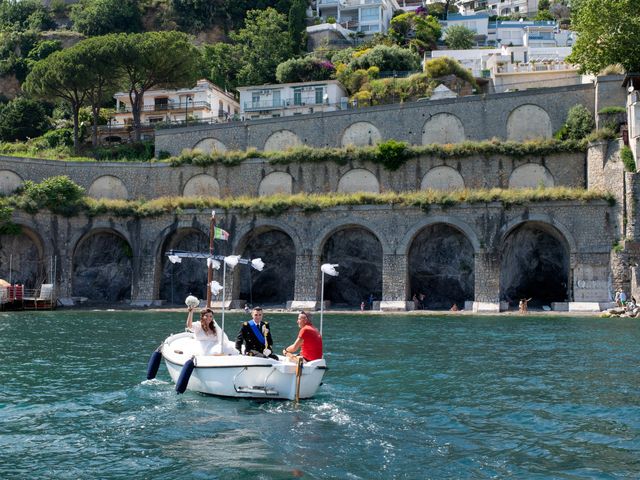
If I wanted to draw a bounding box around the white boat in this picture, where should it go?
[146,210,329,400]
[160,331,327,400]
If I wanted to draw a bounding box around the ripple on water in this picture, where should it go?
[1,312,640,479]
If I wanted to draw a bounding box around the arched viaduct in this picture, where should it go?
[1,201,616,311]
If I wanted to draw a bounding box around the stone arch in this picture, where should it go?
[408,223,475,309]
[87,175,129,200]
[158,227,230,305]
[507,104,552,141]
[508,163,555,189]
[320,226,383,307]
[263,130,301,152]
[499,221,571,307]
[422,113,465,145]
[0,170,22,195]
[72,229,133,302]
[235,227,296,306]
[193,137,227,153]
[421,166,465,191]
[337,169,380,193]
[259,172,293,196]
[183,174,220,197]
[399,217,481,256]
[0,226,46,288]
[341,121,381,147]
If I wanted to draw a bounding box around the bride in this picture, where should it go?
[186,306,238,355]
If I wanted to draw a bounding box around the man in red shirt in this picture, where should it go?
[282,311,323,361]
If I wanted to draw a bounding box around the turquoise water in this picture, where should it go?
[1,311,639,479]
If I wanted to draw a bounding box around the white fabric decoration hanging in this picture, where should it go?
[251,258,265,271]
[321,263,339,276]
[168,255,182,264]
[224,255,240,268]
[207,258,221,270]
[210,281,223,295]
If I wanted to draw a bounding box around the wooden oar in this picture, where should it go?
[294,356,303,403]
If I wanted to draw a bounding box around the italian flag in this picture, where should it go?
[214,227,229,241]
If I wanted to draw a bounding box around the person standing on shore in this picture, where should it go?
[283,311,323,362]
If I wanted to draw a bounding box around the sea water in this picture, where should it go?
[1,311,639,479]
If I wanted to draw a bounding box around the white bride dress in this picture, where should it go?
[192,320,239,355]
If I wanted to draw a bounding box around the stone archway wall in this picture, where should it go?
[193,137,227,153]
[259,172,293,196]
[88,175,129,200]
[508,164,555,189]
[507,104,552,141]
[499,222,570,306]
[237,229,295,306]
[72,231,132,302]
[0,228,44,288]
[341,122,381,147]
[183,174,221,197]
[0,170,22,195]
[159,229,218,305]
[422,113,465,145]
[321,227,382,307]
[263,130,301,152]
[337,169,379,193]
[408,224,474,309]
[421,166,465,191]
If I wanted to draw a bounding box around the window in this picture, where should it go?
[315,87,324,104]
[360,7,379,21]
[252,92,260,107]
[149,117,163,124]
[294,89,302,106]
[154,97,168,110]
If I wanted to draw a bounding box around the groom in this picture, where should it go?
[235,306,277,359]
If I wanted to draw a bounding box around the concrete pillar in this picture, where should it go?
[288,254,320,310]
[380,253,409,311]
[470,249,502,312]
[626,172,640,241]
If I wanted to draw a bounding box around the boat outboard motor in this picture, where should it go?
[146,345,163,380]
[176,358,195,394]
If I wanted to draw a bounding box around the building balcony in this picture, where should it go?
[495,61,576,74]
[115,101,212,114]
[243,98,329,112]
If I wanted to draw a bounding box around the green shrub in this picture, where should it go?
[276,57,335,83]
[92,141,155,161]
[621,146,636,172]
[18,176,85,216]
[562,104,595,140]
[598,106,626,115]
[424,56,475,85]
[350,45,420,72]
[42,128,73,148]
[377,139,410,170]
[0,96,50,142]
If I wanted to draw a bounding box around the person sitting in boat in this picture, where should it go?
[187,307,238,355]
[235,306,277,359]
[282,311,323,362]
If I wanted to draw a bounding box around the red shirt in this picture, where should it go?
[299,324,323,361]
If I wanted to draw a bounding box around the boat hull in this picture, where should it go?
[162,332,326,400]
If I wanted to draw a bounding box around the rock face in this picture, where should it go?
[408,224,475,309]
[0,233,43,287]
[500,223,569,306]
[322,228,382,307]
[160,230,216,305]
[72,233,132,302]
[237,230,295,306]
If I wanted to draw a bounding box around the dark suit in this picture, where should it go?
[235,320,274,357]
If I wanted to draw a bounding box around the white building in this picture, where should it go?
[431,45,582,93]
[237,80,348,120]
[441,12,490,39]
[456,0,539,17]
[112,79,239,128]
[314,0,400,35]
